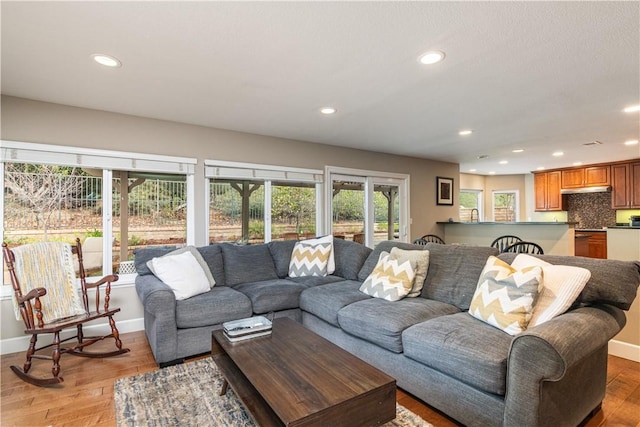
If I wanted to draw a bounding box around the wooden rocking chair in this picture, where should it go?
[2,238,130,386]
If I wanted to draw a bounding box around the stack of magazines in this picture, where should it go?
[223,316,273,342]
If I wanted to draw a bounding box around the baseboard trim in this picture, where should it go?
[0,318,145,356]
[608,339,640,363]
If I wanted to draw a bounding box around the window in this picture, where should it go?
[459,190,483,222]
[205,161,322,243]
[492,190,519,222]
[326,166,409,247]
[1,140,196,290]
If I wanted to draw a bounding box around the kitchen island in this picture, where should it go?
[605,226,640,361]
[436,221,576,255]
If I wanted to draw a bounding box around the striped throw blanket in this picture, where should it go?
[11,242,86,323]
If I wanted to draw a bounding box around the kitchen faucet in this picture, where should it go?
[470,208,479,222]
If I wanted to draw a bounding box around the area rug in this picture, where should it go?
[114,358,433,427]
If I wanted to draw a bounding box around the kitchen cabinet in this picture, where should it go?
[534,171,564,211]
[561,165,610,188]
[588,231,607,259]
[575,231,607,259]
[611,161,640,208]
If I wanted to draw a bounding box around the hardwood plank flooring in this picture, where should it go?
[1,330,639,426]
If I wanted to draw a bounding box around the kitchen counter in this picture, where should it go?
[436,221,577,226]
[437,222,575,255]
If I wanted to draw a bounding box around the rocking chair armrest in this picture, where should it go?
[85,274,119,292]
[18,287,47,304]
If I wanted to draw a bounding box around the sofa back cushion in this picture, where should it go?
[422,243,499,310]
[357,241,424,281]
[134,246,177,276]
[220,243,279,286]
[498,253,640,310]
[196,244,226,287]
[333,238,372,280]
[268,240,297,278]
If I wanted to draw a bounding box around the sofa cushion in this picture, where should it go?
[422,243,499,310]
[338,297,460,353]
[299,280,370,326]
[403,312,513,395]
[498,253,640,311]
[390,247,430,297]
[357,241,425,281]
[510,254,591,326]
[233,279,307,314]
[333,238,372,280]
[221,243,279,286]
[286,275,345,287]
[359,251,416,301]
[469,256,543,335]
[267,240,297,278]
[197,244,226,286]
[175,286,252,328]
[289,241,332,277]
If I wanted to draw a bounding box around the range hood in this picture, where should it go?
[560,186,611,194]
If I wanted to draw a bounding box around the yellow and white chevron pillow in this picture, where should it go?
[359,251,417,301]
[288,242,332,277]
[469,256,543,335]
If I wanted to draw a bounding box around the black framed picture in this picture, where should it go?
[436,176,454,205]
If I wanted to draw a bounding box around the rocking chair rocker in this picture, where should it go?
[2,238,130,386]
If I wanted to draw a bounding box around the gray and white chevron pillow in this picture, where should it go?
[359,251,417,301]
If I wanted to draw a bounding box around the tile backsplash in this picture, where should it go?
[566,192,616,229]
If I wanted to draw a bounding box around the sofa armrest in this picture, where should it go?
[135,274,176,313]
[504,305,626,426]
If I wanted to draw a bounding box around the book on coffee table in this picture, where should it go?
[222,316,272,342]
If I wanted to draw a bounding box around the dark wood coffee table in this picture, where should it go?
[211,317,396,427]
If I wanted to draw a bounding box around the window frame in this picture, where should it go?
[1,140,197,296]
[491,189,520,222]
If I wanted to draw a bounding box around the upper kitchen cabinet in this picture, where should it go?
[611,161,640,209]
[561,165,610,189]
[534,170,565,211]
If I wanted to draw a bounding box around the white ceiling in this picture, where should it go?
[2,1,639,175]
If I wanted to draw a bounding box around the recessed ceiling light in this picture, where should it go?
[418,50,446,65]
[91,53,121,68]
[573,162,583,166]
[512,149,524,153]
[458,130,473,136]
[319,107,337,115]
[536,166,546,170]
[469,169,477,172]
[488,171,496,175]
[623,104,640,113]
[624,139,639,145]
[552,151,564,157]
[499,160,508,165]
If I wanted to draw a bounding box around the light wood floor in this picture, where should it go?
[1,330,639,426]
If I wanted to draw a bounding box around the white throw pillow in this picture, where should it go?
[511,254,591,326]
[149,251,211,300]
[299,235,335,274]
[147,246,216,288]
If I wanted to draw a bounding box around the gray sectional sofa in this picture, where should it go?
[134,238,640,427]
